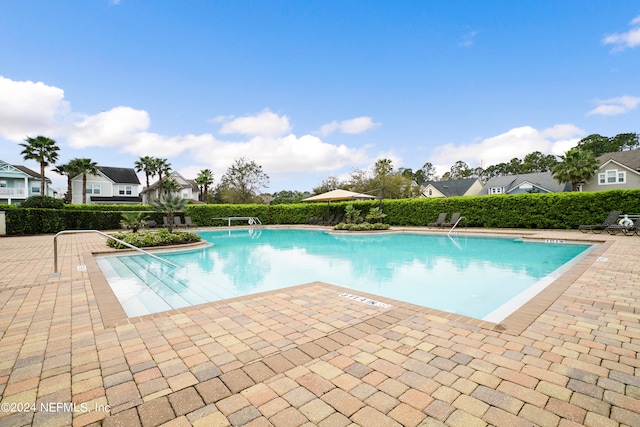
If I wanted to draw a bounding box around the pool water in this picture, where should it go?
[96,229,592,320]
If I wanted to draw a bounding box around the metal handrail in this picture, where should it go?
[447,216,465,236]
[52,229,179,274]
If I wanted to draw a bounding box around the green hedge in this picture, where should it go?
[3,189,640,235]
[5,209,123,234]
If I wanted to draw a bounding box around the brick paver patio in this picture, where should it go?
[0,227,638,426]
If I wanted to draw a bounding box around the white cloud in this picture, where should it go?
[0,76,69,140]
[602,15,640,51]
[458,30,478,47]
[430,124,584,174]
[67,107,150,148]
[217,109,291,136]
[587,95,640,116]
[318,116,379,136]
[0,76,373,185]
[191,133,371,175]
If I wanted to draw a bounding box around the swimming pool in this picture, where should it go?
[96,228,592,321]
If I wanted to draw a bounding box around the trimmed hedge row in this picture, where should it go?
[5,209,124,234]
[186,189,640,229]
[3,189,640,234]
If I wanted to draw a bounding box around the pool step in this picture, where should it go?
[119,255,208,308]
[103,254,236,316]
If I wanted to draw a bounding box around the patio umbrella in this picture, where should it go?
[302,189,377,220]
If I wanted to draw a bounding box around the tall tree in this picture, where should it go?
[576,133,639,157]
[610,132,639,152]
[414,162,438,185]
[446,161,473,180]
[195,169,214,202]
[217,158,269,204]
[312,176,345,195]
[162,178,182,195]
[521,151,558,173]
[53,160,82,203]
[154,158,172,191]
[134,156,158,188]
[19,135,60,196]
[74,158,100,204]
[373,159,394,197]
[551,148,599,191]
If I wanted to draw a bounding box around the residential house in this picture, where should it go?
[421,178,483,198]
[580,149,640,192]
[0,159,55,204]
[71,166,142,204]
[480,172,570,195]
[140,171,200,205]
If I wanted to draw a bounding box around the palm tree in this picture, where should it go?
[195,169,214,202]
[19,135,60,196]
[134,156,158,188]
[551,148,599,191]
[162,177,182,195]
[74,158,100,204]
[154,158,172,192]
[52,160,81,203]
[151,193,187,233]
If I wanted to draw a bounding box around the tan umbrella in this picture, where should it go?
[303,189,377,220]
[302,189,377,202]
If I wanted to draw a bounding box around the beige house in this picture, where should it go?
[580,150,640,192]
[141,171,200,205]
[421,178,483,198]
[71,167,142,204]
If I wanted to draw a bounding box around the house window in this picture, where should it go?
[598,169,626,185]
[0,180,6,188]
[490,187,503,194]
[86,184,101,194]
[182,191,189,199]
[119,185,132,195]
[32,186,40,193]
[428,189,433,196]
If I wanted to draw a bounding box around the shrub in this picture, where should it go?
[21,196,64,209]
[107,229,201,249]
[334,222,390,231]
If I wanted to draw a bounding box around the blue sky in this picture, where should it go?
[1,1,639,193]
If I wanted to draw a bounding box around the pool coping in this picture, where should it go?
[85,226,609,335]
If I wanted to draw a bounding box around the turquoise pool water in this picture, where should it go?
[96,229,592,320]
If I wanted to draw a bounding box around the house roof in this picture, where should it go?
[423,178,479,197]
[481,172,570,194]
[9,164,52,183]
[99,167,141,184]
[597,150,640,171]
[141,172,197,193]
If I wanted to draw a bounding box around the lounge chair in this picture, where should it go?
[578,211,621,233]
[428,213,447,227]
[163,217,170,228]
[605,216,640,236]
[331,214,345,226]
[323,214,337,226]
[146,220,157,228]
[308,217,322,225]
[442,212,462,227]
[184,216,197,227]
[174,216,184,228]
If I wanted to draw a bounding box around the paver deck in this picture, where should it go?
[0,227,638,426]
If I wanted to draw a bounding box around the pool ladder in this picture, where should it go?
[447,216,465,237]
[51,229,179,275]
